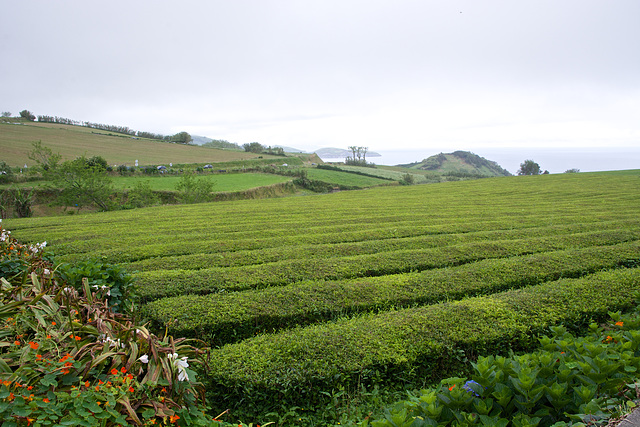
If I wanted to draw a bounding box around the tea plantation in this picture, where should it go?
[4,169,640,425]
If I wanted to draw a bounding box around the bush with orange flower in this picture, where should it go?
[0,221,252,426]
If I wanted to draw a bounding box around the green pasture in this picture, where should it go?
[304,167,392,186]
[4,169,640,423]
[337,164,435,182]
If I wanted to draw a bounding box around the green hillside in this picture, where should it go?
[400,150,512,176]
[0,120,303,167]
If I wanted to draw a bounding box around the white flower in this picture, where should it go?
[99,335,124,348]
[139,354,149,364]
[168,353,190,381]
[43,268,50,276]
[91,285,111,296]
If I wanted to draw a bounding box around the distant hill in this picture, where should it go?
[399,151,512,177]
[315,147,381,158]
[190,135,213,145]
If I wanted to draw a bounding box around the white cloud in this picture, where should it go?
[1,0,639,171]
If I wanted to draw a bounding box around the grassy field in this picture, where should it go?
[305,167,394,186]
[0,121,288,166]
[4,169,640,424]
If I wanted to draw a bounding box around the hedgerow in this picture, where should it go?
[125,220,640,272]
[49,215,636,265]
[134,230,639,301]
[142,241,640,345]
[203,268,640,421]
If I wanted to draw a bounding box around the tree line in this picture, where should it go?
[6,110,191,144]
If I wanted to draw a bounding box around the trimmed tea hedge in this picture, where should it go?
[204,267,640,418]
[126,219,640,272]
[134,229,639,301]
[142,241,640,345]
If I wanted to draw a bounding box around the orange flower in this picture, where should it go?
[14,341,20,346]
[126,374,133,380]
[27,386,33,390]
[85,381,90,388]
[111,368,118,375]
[43,398,50,403]
[128,387,134,393]
[29,341,39,350]
[169,415,180,423]
[449,384,456,391]
[36,354,43,361]
[46,334,52,339]
[8,393,14,401]
[95,386,100,391]
[615,321,624,327]
[74,335,81,341]
[120,367,127,373]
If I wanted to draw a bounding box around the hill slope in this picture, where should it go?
[0,121,281,167]
[400,150,512,176]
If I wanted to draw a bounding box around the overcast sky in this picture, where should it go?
[2,1,639,172]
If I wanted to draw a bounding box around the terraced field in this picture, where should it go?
[5,169,640,420]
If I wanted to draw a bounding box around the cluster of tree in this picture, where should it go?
[168,131,192,144]
[16,109,193,144]
[136,131,168,140]
[82,121,139,136]
[19,110,36,121]
[242,142,285,156]
[419,153,447,171]
[345,146,369,166]
[518,160,549,176]
[451,151,512,176]
[1,111,11,117]
[37,115,81,125]
[203,139,242,150]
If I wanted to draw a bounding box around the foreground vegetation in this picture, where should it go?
[4,170,640,425]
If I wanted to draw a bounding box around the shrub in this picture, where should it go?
[176,173,214,204]
[366,306,640,426]
[125,180,160,209]
[0,223,224,426]
[399,173,415,185]
[57,259,137,315]
[0,161,13,184]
